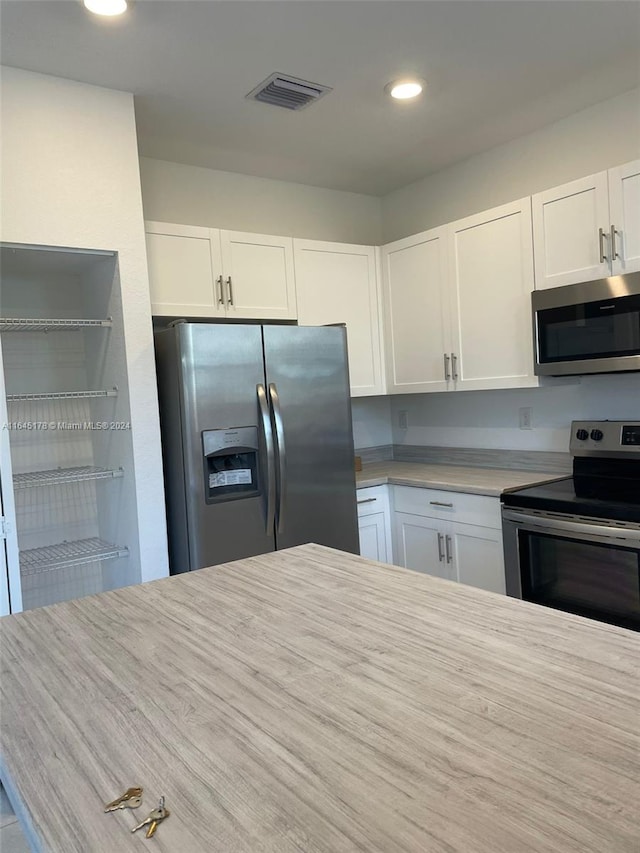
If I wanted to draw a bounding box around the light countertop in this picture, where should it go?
[357,460,564,496]
[1,543,637,852]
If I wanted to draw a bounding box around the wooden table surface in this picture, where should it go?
[1,544,638,852]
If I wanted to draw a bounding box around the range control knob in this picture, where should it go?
[590,429,604,442]
[575,429,589,441]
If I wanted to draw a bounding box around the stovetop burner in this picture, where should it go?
[502,420,640,523]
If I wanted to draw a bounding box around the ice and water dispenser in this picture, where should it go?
[202,426,261,504]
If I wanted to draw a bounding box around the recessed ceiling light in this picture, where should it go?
[83,0,128,16]
[385,79,425,100]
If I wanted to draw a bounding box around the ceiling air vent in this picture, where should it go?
[246,73,332,111]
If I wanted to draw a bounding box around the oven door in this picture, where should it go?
[502,509,640,631]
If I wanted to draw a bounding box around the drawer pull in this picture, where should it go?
[357,498,377,505]
[429,501,453,508]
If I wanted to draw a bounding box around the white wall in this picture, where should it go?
[359,87,640,456]
[0,66,168,583]
[390,375,640,453]
[382,88,640,242]
[140,157,382,245]
[351,397,393,450]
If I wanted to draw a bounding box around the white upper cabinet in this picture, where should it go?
[608,159,640,275]
[448,198,538,391]
[146,222,296,320]
[146,222,224,318]
[532,161,640,289]
[294,240,384,396]
[220,231,297,320]
[532,173,610,290]
[381,228,450,394]
[382,203,536,395]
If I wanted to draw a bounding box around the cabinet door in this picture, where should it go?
[145,222,224,317]
[394,512,453,581]
[381,228,450,394]
[0,345,21,614]
[448,521,505,594]
[609,160,640,275]
[294,241,384,397]
[532,173,610,289]
[219,231,297,320]
[358,513,389,562]
[448,198,538,392]
[357,486,392,563]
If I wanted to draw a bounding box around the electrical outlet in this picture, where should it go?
[519,407,533,430]
[398,410,408,430]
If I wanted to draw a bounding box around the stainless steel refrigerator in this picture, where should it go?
[154,322,359,572]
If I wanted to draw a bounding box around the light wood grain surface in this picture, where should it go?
[1,543,638,853]
[356,460,563,495]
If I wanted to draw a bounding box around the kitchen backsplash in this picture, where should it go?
[354,373,640,459]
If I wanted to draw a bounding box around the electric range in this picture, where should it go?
[501,420,640,631]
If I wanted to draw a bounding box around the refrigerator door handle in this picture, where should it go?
[257,384,276,534]
[268,382,287,534]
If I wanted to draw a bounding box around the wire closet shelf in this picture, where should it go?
[0,317,112,332]
[20,538,129,576]
[13,466,124,489]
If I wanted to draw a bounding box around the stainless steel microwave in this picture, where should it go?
[532,272,640,376]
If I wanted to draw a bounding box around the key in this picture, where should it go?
[131,797,169,837]
[104,787,143,813]
[104,795,142,812]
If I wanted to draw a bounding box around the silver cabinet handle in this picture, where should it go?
[430,501,453,507]
[451,353,458,381]
[610,225,619,261]
[598,227,608,263]
[216,275,224,305]
[437,532,445,562]
[357,498,377,505]
[268,383,286,534]
[443,353,450,381]
[445,534,453,563]
[257,384,276,534]
[225,275,234,306]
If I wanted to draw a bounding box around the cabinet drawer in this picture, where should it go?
[357,485,389,517]
[393,485,501,529]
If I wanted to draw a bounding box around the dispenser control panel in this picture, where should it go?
[202,426,260,504]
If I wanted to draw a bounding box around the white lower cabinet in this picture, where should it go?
[392,486,506,594]
[394,512,453,581]
[447,522,505,594]
[357,486,392,563]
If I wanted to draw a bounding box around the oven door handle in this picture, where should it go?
[502,509,640,544]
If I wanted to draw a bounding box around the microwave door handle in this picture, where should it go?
[268,383,287,535]
[502,509,640,544]
[257,384,276,533]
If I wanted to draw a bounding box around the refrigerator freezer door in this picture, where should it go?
[263,325,359,554]
[169,323,276,570]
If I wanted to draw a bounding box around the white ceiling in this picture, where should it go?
[1,0,639,195]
